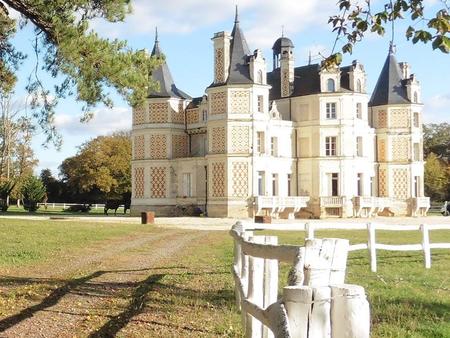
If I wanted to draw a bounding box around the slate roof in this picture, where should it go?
[369,50,410,106]
[148,29,191,99]
[267,63,353,100]
[226,8,253,85]
[272,37,294,54]
[186,97,204,109]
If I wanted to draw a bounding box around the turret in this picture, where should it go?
[272,35,294,97]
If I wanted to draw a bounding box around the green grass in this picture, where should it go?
[2,205,128,217]
[0,219,151,266]
[260,229,450,338]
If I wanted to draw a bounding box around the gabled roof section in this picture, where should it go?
[226,7,253,85]
[369,47,410,106]
[149,28,191,100]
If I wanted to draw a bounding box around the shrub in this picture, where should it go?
[21,176,47,212]
[0,179,15,212]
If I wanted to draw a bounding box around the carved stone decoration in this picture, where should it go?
[134,135,145,160]
[393,168,409,199]
[134,167,145,198]
[210,92,227,115]
[172,134,188,158]
[149,102,169,123]
[149,135,167,159]
[211,127,226,153]
[150,167,167,198]
[187,109,200,124]
[133,105,146,125]
[230,126,249,153]
[378,168,387,197]
[171,103,185,124]
[212,162,225,197]
[281,70,290,97]
[391,137,409,162]
[390,108,410,128]
[377,139,386,162]
[232,162,248,197]
[230,91,250,114]
[377,110,387,128]
[215,47,224,83]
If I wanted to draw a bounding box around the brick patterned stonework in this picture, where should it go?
[211,162,225,197]
[171,103,185,124]
[186,109,199,124]
[378,139,386,162]
[133,105,146,125]
[134,135,145,160]
[211,127,226,153]
[390,108,410,128]
[149,102,168,123]
[393,168,409,199]
[149,135,167,159]
[232,162,248,197]
[282,70,289,97]
[215,48,224,83]
[378,168,387,197]
[377,110,387,128]
[230,91,250,114]
[210,92,227,115]
[391,137,409,161]
[172,134,188,158]
[150,167,167,198]
[134,167,145,198]
[230,126,249,153]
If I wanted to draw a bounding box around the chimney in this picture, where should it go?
[398,62,410,80]
[212,31,231,84]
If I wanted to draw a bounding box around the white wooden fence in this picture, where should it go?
[230,221,370,338]
[244,221,450,272]
[37,203,105,210]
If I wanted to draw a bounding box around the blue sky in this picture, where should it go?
[7,0,450,176]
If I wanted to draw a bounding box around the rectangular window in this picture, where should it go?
[413,112,419,128]
[331,173,339,196]
[182,173,192,197]
[257,131,265,154]
[202,110,208,122]
[326,102,337,119]
[414,142,420,161]
[257,95,264,113]
[271,137,278,156]
[272,174,278,196]
[325,136,337,156]
[414,176,420,197]
[356,136,363,157]
[357,173,363,196]
[257,171,265,196]
[356,103,362,119]
[287,174,292,196]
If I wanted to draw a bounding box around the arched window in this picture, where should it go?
[357,79,362,92]
[327,78,335,92]
[413,92,418,103]
[257,70,263,84]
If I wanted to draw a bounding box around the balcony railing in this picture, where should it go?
[411,197,430,216]
[320,196,345,207]
[254,196,310,216]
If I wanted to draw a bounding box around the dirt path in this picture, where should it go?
[0,229,210,337]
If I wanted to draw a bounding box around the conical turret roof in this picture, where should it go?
[369,45,409,106]
[149,28,190,99]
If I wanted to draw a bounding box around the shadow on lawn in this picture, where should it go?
[0,266,233,336]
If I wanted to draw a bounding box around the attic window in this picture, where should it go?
[413,92,418,103]
[357,79,362,92]
[327,79,335,92]
[258,70,263,84]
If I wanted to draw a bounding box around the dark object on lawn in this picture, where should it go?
[141,211,155,224]
[104,192,131,216]
[255,215,272,224]
[441,201,450,216]
[65,204,91,212]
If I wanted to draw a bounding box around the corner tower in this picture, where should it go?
[130,29,191,216]
[369,45,427,216]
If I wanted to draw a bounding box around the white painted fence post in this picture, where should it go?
[367,223,377,272]
[233,223,244,309]
[283,286,312,338]
[241,230,253,332]
[420,224,431,269]
[247,236,265,338]
[331,284,370,338]
[305,222,315,239]
[263,236,278,338]
[309,286,331,338]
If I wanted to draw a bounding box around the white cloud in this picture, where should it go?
[423,93,450,123]
[92,0,337,48]
[54,106,131,136]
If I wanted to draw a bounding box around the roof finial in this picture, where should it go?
[308,50,312,65]
[389,41,396,54]
[155,27,159,43]
[234,5,239,23]
[281,25,285,37]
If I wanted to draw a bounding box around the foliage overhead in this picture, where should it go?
[0,0,159,146]
[325,0,449,68]
[59,131,131,197]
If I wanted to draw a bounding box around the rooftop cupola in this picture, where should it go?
[149,28,190,99]
[272,30,295,97]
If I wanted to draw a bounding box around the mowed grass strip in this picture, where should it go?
[261,229,450,338]
[0,219,152,266]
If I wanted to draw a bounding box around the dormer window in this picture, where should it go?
[257,70,263,84]
[413,92,418,103]
[327,79,335,92]
[357,79,362,92]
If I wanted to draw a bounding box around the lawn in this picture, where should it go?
[0,219,448,337]
[3,205,128,217]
